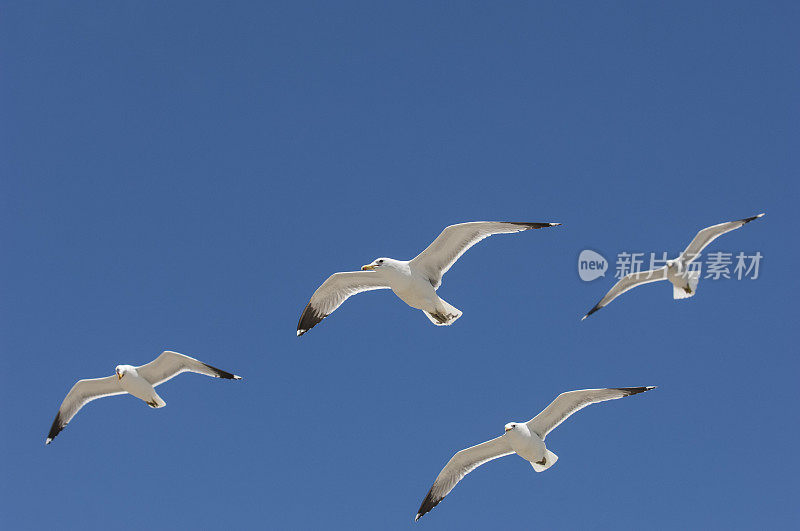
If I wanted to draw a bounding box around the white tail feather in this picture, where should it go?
[147,395,166,408]
[423,299,463,326]
[673,271,700,300]
[531,449,559,472]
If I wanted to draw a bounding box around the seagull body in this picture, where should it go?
[115,364,167,408]
[297,221,561,336]
[414,386,655,521]
[46,351,242,444]
[582,213,764,320]
[504,421,551,469]
[361,258,457,322]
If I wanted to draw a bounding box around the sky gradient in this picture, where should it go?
[1,1,798,529]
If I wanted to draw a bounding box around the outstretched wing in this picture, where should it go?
[679,213,764,263]
[582,267,667,320]
[296,271,391,336]
[136,351,242,387]
[410,221,561,289]
[46,375,125,444]
[526,387,655,440]
[415,435,513,521]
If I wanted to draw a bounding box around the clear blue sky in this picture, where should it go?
[1,1,798,529]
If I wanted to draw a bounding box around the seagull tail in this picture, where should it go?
[146,394,167,408]
[531,449,559,472]
[672,270,700,300]
[423,300,462,326]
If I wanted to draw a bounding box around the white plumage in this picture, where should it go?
[297,221,560,336]
[415,386,655,521]
[582,213,764,319]
[46,351,242,444]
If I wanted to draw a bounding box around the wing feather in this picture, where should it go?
[46,376,124,444]
[527,387,655,440]
[136,351,241,387]
[582,267,667,320]
[679,213,764,262]
[296,271,391,336]
[410,221,560,288]
[415,436,512,521]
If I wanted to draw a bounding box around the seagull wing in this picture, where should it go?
[296,271,391,336]
[526,387,655,440]
[410,221,560,288]
[415,435,513,521]
[136,351,242,387]
[46,375,125,444]
[582,267,668,320]
[679,213,764,262]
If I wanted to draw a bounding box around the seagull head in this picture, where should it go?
[115,365,134,380]
[667,259,684,272]
[504,423,518,433]
[361,258,391,271]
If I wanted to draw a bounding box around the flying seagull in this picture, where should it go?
[45,351,242,444]
[414,386,655,521]
[582,213,764,320]
[296,221,561,336]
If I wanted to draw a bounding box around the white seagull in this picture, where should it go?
[46,351,242,444]
[414,386,655,521]
[582,213,764,320]
[296,221,561,336]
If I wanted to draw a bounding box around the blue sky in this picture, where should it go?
[1,1,798,529]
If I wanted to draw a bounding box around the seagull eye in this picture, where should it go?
[378,260,383,264]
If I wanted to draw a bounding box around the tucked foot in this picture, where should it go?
[147,400,160,408]
[430,311,451,324]
[683,286,693,294]
[424,309,461,325]
[535,457,546,465]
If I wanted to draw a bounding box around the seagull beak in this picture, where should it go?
[117,372,122,380]
[505,426,512,432]
[361,264,376,271]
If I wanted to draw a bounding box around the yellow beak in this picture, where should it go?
[117,373,123,380]
[505,426,512,432]
[361,264,376,271]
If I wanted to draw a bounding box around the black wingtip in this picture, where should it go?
[415,487,443,522]
[581,303,602,321]
[616,386,656,396]
[296,303,326,337]
[202,363,241,380]
[46,412,64,444]
[740,212,765,224]
[508,221,561,230]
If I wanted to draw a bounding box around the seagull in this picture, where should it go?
[296,221,561,336]
[414,386,655,521]
[582,213,764,320]
[45,351,242,444]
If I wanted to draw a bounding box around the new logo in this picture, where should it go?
[578,250,607,281]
